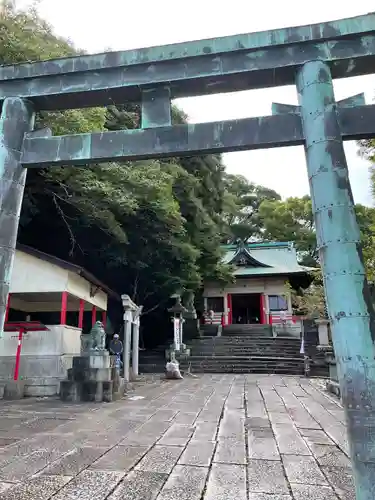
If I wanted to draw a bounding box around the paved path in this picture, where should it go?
[0,375,354,499]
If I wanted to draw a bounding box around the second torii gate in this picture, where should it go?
[1,12,375,498]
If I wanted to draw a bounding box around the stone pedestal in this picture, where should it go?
[60,350,124,403]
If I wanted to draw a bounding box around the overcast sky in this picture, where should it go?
[19,0,375,205]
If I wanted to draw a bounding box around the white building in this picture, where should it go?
[0,245,117,396]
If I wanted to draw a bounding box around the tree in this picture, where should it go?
[222,173,281,243]
[287,270,327,319]
[258,196,317,266]
[1,5,231,345]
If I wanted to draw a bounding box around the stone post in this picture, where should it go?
[0,98,35,337]
[123,310,132,383]
[132,316,140,377]
[315,319,330,346]
[297,59,375,498]
[122,294,141,382]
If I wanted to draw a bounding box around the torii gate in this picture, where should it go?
[1,13,375,497]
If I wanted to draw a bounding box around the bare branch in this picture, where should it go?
[52,194,83,256]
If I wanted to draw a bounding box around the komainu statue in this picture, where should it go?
[90,321,106,350]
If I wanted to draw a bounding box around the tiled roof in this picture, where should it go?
[222,242,314,277]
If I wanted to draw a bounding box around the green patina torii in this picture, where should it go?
[1,13,375,497]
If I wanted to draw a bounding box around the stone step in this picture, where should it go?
[179,361,303,374]
[181,355,303,361]
[139,363,165,374]
[179,366,303,374]
[190,336,301,342]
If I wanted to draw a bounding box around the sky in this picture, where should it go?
[18,0,375,206]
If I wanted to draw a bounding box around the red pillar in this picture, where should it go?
[60,292,68,325]
[260,294,266,324]
[78,299,84,329]
[227,294,232,325]
[92,306,97,326]
[102,310,107,327]
[14,327,24,381]
[5,293,11,322]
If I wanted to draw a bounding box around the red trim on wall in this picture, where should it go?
[260,294,266,324]
[60,292,68,325]
[102,310,107,327]
[78,299,84,329]
[227,294,232,325]
[92,306,97,326]
[5,294,11,322]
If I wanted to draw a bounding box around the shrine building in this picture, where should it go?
[203,241,313,326]
[0,245,117,396]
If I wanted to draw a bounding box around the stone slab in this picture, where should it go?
[204,463,247,500]
[0,475,71,500]
[135,445,183,473]
[309,444,351,467]
[245,417,271,429]
[299,428,335,445]
[291,483,340,500]
[269,412,293,424]
[149,409,178,422]
[158,424,194,446]
[282,454,329,485]
[321,466,355,500]
[248,428,280,460]
[42,447,106,476]
[192,421,217,441]
[108,470,167,500]
[248,494,292,500]
[248,459,289,494]
[0,449,64,481]
[214,437,246,464]
[90,445,148,471]
[156,465,208,500]
[272,423,311,455]
[173,412,198,424]
[53,470,123,500]
[178,440,215,466]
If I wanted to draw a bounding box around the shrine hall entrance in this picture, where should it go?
[231,294,261,325]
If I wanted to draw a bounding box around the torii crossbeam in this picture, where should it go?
[1,13,375,498]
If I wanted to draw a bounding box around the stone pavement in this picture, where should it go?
[0,375,354,499]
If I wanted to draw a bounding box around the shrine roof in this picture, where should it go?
[222,241,315,277]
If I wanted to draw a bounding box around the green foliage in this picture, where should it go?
[2,5,230,323]
[286,270,327,319]
[258,196,317,266]
[222,174,281,243]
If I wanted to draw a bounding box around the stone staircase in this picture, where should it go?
[222,324,273,336]
[178,334,305,374]
[138,347,166,373]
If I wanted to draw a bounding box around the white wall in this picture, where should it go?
[0,325,81,356]
[67,272,107,310]
[9,250,108,311]
[10,251,68,294]
[204,277,287,297]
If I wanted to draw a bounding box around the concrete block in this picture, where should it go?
[3,380,25,399]
[60,380,80,402]
[25,384,58,397]
[81,381,103,402]
[103,381,114,402]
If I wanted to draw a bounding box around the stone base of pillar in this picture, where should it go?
[60,351,125,402]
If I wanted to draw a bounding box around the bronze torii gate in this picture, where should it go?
[1,12,375,497]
